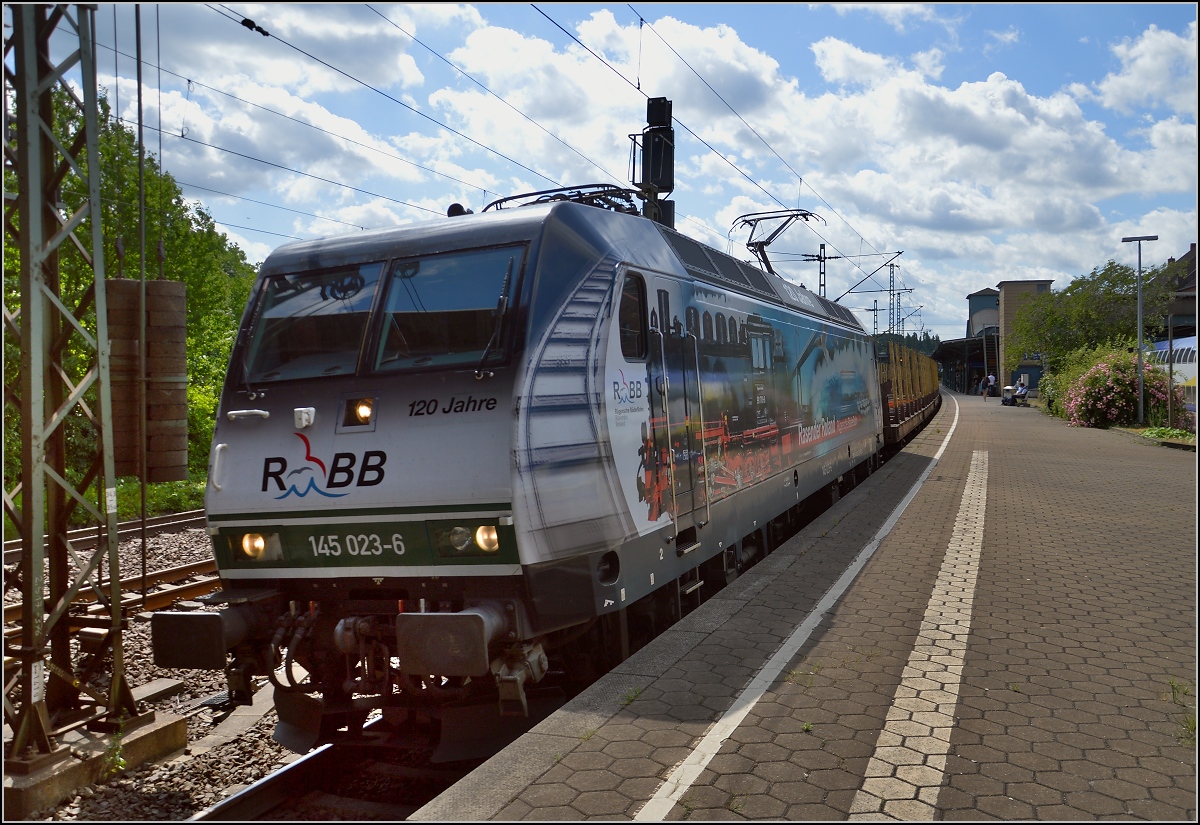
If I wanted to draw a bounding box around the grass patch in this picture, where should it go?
[784,657,822,688]
[1141,426,1196,442]
[1168,678,1196,746]
[4,477,206,542]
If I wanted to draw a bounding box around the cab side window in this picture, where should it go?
[619,274,647,359]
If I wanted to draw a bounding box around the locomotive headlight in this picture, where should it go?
[352,397,374,424]
[242,533,266,559]
[237,532,281,561]
[449,526,472,551]
[474,525,499,553]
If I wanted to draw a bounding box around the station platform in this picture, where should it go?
[414,390,1197,821]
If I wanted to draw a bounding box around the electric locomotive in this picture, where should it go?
[154,187,907,751]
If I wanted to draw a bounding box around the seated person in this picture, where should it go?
[1014,381,1028,403]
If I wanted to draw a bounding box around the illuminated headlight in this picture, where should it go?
[449,526,472,551]
[434,524,503,557]
[342,396,376,427]
[242,533,266,558]
[239,532,281,561]
[351,397,374,425]
[474,525,499,553]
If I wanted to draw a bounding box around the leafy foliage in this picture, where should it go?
[1142,426,1196,442]
[874,330,941,356]
[1059,348,1193,430]
[5,88,256,533]
[1006,259,1181,374]
[1036,340,1127,417]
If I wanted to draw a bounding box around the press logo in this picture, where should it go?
[261,433,387,499]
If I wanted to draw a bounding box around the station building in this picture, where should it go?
[932,280,1052,395]
[934,244,1196,398]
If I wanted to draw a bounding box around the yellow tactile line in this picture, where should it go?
[849,449,989,821]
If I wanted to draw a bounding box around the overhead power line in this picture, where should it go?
[216,221,303,240]
[628,5,806,185]
[365,3,626,190]
[175,181,370,230]
[145,123,443,215]
[628,2,892,293]
[533,4,891,295]
[531,4,787,212]
[97,40,498,200]
[210,3,561,188]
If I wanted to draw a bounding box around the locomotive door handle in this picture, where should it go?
[226,409,270,420]
[211,443,228,491]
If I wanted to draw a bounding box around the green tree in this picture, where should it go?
[4,89,256,520]
[1006,259,1179,374]
[875,330,941,356]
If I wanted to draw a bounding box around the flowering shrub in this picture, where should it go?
[1062,350,1194,430]
[1037,340,1126,417]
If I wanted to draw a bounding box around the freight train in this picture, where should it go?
[153,186,940,751]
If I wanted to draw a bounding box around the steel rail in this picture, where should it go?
[4,558,216,624]
[3,509,206,564]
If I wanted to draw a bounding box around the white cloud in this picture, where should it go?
[1095,21,1198,118]
[812,37,904,88]
[156,4,424,97]
[986,27,1020,48]
[832,4,941,34]
[912,48,945,80]
[83,6,1196,339]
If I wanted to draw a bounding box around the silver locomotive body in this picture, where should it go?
[153,200,885,748]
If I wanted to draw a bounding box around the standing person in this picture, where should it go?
[987,372,996,398]
[980,376,988,400]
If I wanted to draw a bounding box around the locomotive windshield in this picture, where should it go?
[374,245,525,372]
[241,262,384,384]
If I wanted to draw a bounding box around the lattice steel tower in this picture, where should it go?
[4,4,134,769]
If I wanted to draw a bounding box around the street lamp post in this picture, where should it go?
[1121,235,1158,425]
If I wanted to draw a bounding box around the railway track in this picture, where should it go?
[195,718,478,821]
[3,559,218,628]
[3,510,218,639]
[2,509,207,565]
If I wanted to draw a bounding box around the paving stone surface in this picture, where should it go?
[413,393,1196,821]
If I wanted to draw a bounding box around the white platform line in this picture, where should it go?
[634,395,961,821]
[849,449,989,821]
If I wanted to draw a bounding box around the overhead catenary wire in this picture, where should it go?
[106,8,728,254]
[533,4,892,301]
[628,5,806,186]
[531,4,786,212]
[365,3,627,190]
[210,3,562,189]
[632,3,889,265]
[624,5,892,296]
[95,41,497,202]
[143,123,443,216]
[175,181,369,231]
[215,222,304,241]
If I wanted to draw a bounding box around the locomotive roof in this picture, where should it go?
[650,223,863,332]
[257,201,863,333]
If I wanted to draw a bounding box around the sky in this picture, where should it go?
[32,3,1200,340]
